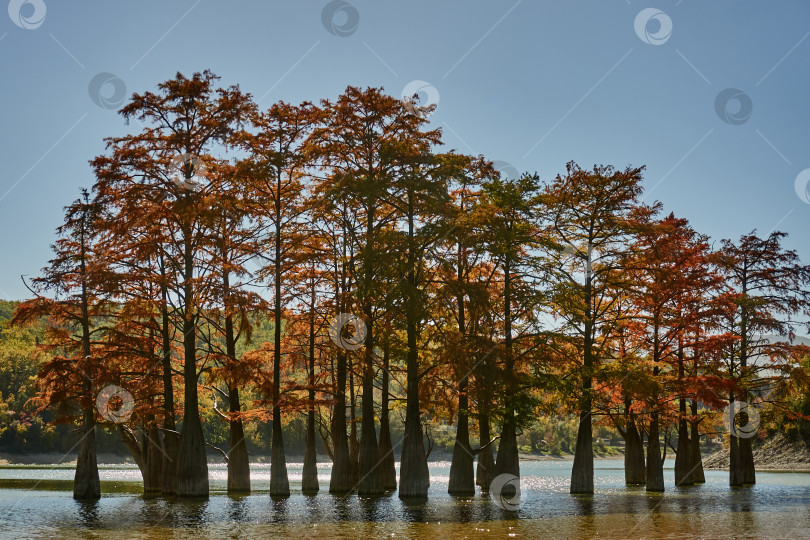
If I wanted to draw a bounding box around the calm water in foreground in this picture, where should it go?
[1,460,809,539]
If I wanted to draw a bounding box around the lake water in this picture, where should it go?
[1,460,809,538]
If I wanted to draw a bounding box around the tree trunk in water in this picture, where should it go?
[399,409,429,498]
[674,344,693,487]
[161,431,179,495]
[302,408,319,495]
[142,426,164,494]
[269,207,290,498]
[302,307,319,496]
[729,434,742,487]
[476,407,495,492]
[448,382,474,495]
[399,294,428,499]
[493,419,520,479]
[689,401,705,484]
[645,414,665,492]
[493,253,520,485]
[74,230,99,501]
[571,305,594,495]
[570,408,594,494]
[378,347,397,491]
[729,392,742,487]
[176,242,209,498]
[227,387,250,494]
[357,303,382,495]
[159,280,178,496]
[269,414,290,497]
[329,352,352,494]
[176,406,209,497]
[73,404,100,500]
[740,436,756,485]
[674,418,693,487]
[623,417,646,485]
[348,368,360,484]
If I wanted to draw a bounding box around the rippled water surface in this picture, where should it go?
[1,460,809,538]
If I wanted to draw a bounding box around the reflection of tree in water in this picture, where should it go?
[269,497,289,523]
[75,500,100,528]
[169,499,209,529]
[226,496,248,522]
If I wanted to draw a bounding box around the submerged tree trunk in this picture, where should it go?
[142,425,164,494]
[74,403,100,500]
[223,300,250,494]
[476,406,496,492]
[74,227,100,501]
[570,408,594,494]
[176,240,209,498]
[302,305,319,495]
[399,220,429,499]
[623,415,646,485]
[674,419,693,487]
[740,436,756,485]
[227,387,250,494]
[449,241,474,496]
[302,407,319,495]
[690,401,705,484]
[159,278,178,496]
[378,346,397,491]
[269,197,290,498]
[493,254,520,483]
[357,308,383,496]
[674,344,693,487]
[729,433,742,487]
[729,393,743,487]
[348,366,360,484]
[329,351,352,494]
[571,312,595,494]
[645,414,665,492]
[493,419,520,479]
[448,380,474,495]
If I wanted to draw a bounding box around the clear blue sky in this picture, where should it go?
[2,0,809,300]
